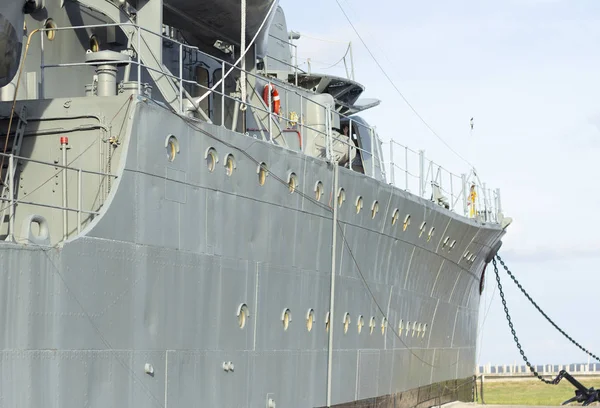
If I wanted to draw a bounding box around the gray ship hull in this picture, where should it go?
[0,95,503,407]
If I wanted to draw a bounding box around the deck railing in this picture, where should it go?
[0,151,117,243]
[35,22,501,223]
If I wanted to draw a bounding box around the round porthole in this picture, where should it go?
[343,313,351,334]
[325,311,330,333]
[258,162,268,185]
[306,309,315,332]
[44,19,57,41]
[89,35,99,52]
[381,317,387,335]
[315,181,324,201]
[237,303,249,329]
[406,321,411,336]
[371,201,379,219]
[398,319,404,336]
[422,323,428,338]
[419,222,427,237]
[427,227,435,242]
[224,154,235,176]
[205,148,218,172]
[357,315,364,334]
[355,196,363,214]
[282,309,292,331]
[449,240,457,251]
[369,317,375,335]
[403,214,411,231]
[165,135,179,162]
[337,188,346,208]
[391,209,399,225]
[288,172,297,194]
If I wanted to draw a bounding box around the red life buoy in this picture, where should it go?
[263,84,281,116]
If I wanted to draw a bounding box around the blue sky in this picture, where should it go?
[282,0,600,365]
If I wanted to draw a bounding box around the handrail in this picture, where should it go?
[35,22,502,224]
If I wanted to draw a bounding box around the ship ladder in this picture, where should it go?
[1,105,27,240]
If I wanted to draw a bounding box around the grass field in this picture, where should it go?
[477,377,600,406]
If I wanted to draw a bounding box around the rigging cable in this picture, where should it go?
[332,0,475,169]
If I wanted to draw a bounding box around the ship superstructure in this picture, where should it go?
[0,0,509,407]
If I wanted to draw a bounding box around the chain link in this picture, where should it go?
[496,255,600,364]
[492,258,563,385]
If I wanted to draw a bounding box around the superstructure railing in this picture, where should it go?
[33,22,501,223]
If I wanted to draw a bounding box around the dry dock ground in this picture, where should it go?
[465,375,600,406]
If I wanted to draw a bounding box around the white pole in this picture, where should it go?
[240,0,247,110]
[326,162,339,407]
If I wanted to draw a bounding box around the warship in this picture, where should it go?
[0,0,510,406]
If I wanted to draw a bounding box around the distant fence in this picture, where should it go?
[478,363,600,377]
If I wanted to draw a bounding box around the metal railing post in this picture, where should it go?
[482,183,488,221]
[299,95,303,150]
[221,62,225,127]
[496,188,502,218]
[450,174,454,211]
[178,43,183,113]
[137,27,141,95]
[348,118,353,170]
[294,45,298,86]
[8,154,14,241]
[389,141,395,185]
[40,31,45,98]
[77,169,82,234]
[370,127,375,176]
[461,173,467,216]
[418,150,425,197]
[404,146,408,191]
[268,82,272,138]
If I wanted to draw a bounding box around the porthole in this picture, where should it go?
[257,162,268,185]
[237,303,249,329]
[381,317,387,335]
[306,309,315,332]
[357,315,364,334]
[391,209,399,225]
[343,313,351,334]
[44,19,57,41]
[315,181,324,201]
[205,147,218,172]
[427,227,435,242]
[419,221,426,238]
[325,311,330,333]
[288,172,297,193]
[471,255,477,263]
[165,135,179,162]
[337,188,346,207]
[412,321,417,337]
[463,251,471,259]
[369,317,376,335]
[422,323,428,338]
[371,201,379,219]
[224,154,236,176]
[355,196,363,214]
[89,35,99,52]
[398,319,404,336]
[403,214,411,231]
[442,237,450,248]
[406,321,411,336]
[449,240,456,251]
[281,308,292,331]
[417,323,422,336]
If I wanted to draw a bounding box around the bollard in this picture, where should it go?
[480,375,485,405]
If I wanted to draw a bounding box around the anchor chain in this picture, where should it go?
[496,255,600,364]
[492,258,561,384]
[492,256,600,404]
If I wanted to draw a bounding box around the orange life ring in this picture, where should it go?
[263,84,281,116]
